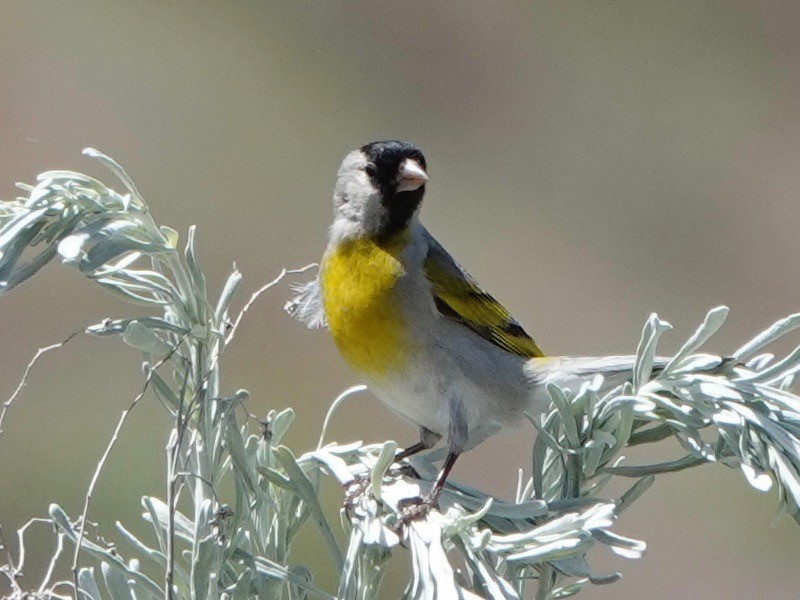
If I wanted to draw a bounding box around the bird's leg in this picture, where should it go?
[347,428,439,510]
[394,441,429,462]
[398,451,460,521]
[425,451,459,505]
[395,427,440,462]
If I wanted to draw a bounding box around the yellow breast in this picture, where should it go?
[321,236,410,378]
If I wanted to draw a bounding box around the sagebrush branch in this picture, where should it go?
[1,151,798,600]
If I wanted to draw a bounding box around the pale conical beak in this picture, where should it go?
[397,159,428,192]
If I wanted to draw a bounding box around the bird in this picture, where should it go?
[289,140,669,509]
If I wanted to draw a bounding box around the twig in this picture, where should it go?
[71,333,189,600]
[16,518,52,583]
[173,472,221,505]
[38,531,65,595]
[224,264,317,345]
[0,524,22,596]
[0,329,83,436]
[165,363,192,600]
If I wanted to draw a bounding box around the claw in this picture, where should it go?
[397,494,436,523]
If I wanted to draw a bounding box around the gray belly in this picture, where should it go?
[366,319,533,451]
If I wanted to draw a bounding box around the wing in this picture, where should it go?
[423,231,543,358]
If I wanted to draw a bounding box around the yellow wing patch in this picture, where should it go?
[424,252,544,358]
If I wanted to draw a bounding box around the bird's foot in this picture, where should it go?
[396,494,436,524]
[343,473,371,508]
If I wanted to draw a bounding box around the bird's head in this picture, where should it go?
[330,140,428,242]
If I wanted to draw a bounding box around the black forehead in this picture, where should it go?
[360,140,427,171]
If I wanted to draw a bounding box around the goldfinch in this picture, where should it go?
[291,140,667,506]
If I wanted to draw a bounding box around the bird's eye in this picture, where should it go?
[364,163,377,177]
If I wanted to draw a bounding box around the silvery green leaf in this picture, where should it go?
[94,280,167,306]
[633,314,672,391]
[87,316,188,337]
[142,497,169,555]
[111,269,181,300]
[273,446,343,571]
[526,412,573,455]
[49,504,164,597]
[547,497,607,512]
[482,499,548,520]
[753,383,800,416]
[142,497,195,544]
[768,448,800,523]
[643,394,706,427]
[314,385,369,449]
[371,441,397,502]
[592,530,646,559]
[305,449,356,486]
[606,455,705,477]
[617,476,655,514]
[738,345,800,385]
[115,521,166,569]
[490,503,612,551]
[84,148,145,206]
[746,353,774,371]
[549,555,591,579]
[668,353,726,374]
[250,555,335,599]
[0,218,46,274]
[588,430,618,449]
[581,443,604,479]
[627,423,674,445]
[184,225,208,308]
[191,500,216,600]
[741,463,773,492]
[231,570,252,600]
[58,232,91,261]
[455,539,518,600]
[696,381,743,402]
[588,572,624,585]
[148,370,183,413]
[549,580,588,599]
[96,275,163,298]
[268,408,295,445]
[337,526,363,599]
[122,321,172,356]
[0,238,59,292]
[547,384,580,448]
[289,565,313,600]
[733,313,800,361]
[101,561,134,600]
[83,241,167,276]
[35,169,101,188]
[78,567,103,600]
[406,519,463,600]
[224,411,259,495]
[160,225,179,248]
[0,205,50,249]
[505,537,591,563]
[214,268,243,326]
[597,395,656,420]
[604,406,634,454]
[661,306,728,376]
[257,464,293,489]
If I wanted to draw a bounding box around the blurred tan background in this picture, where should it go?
[1,1,799,597]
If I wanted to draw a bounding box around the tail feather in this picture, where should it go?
[528,354,734,392]
[527,355,656,391]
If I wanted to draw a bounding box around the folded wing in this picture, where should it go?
[423,231,544,358]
